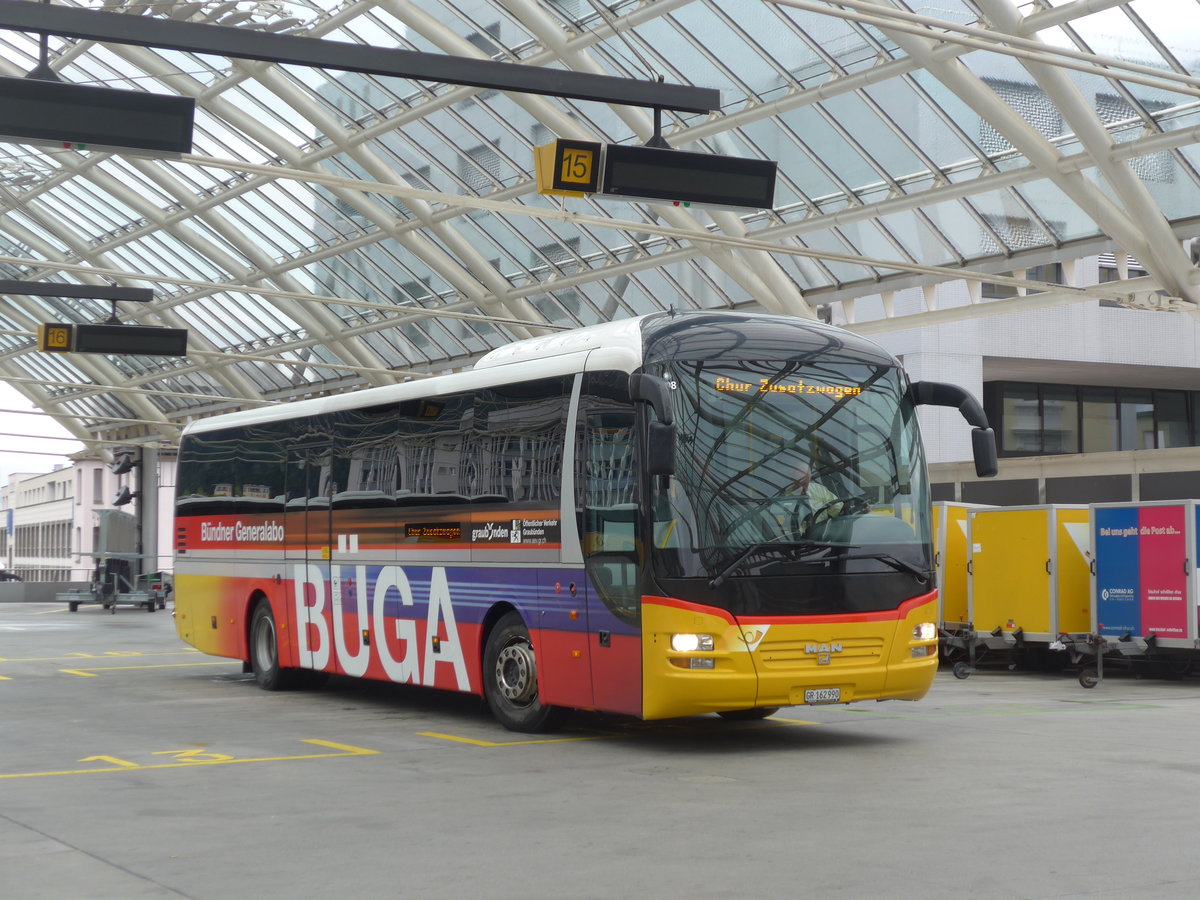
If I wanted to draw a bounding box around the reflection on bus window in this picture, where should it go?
[578,405,639,623]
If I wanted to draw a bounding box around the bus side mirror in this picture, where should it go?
[971,427,998,478]
[646,421,676,476]
[908,380,997,478]
[628,373,674,426]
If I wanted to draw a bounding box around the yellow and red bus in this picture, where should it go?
[174,311,996,731]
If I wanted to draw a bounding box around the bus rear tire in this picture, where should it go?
[717,707,779,721]
[483,611,568,733]
[250,601,321,691]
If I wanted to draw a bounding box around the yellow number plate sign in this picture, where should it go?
[535,139,602,197]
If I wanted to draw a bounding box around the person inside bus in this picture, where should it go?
[788,460,844,527]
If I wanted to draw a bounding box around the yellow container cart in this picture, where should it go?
[954,505,1091,678]
[933,502,987,664]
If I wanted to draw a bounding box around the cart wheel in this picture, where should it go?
[952,661,973,679]
[1079,668,1099,689]
[146,601,156,612]
[68,601,79,612]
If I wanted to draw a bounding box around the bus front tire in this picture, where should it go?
[483,611,568,733]
[249,602,327,691]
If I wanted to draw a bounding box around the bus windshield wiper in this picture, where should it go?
[709,545,929,589]
[769,548,929,582]
[839,552,931,582]
[709,540,826,589]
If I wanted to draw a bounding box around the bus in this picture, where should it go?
[173,311,997,731]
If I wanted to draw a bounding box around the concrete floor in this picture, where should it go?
[2,599,1197,899]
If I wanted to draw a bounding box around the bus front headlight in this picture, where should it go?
[671,633,714,652]
[912,622,937,642]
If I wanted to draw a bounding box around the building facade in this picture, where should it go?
[2,464,79,582]
[0,455,176,583]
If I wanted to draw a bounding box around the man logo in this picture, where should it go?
[806,642,842,666]
[805,643,843,654]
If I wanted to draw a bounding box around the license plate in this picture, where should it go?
[804,688,841,704]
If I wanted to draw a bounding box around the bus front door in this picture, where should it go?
[582,519,643,716]
[579,409,643,717]
[285,445,332,673]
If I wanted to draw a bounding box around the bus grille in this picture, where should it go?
[756,636,884,669]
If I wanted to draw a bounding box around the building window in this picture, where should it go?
[1000,383,1040,453]
[1154,390,1189,448]
[1081,387,1117,452]
[982,262,1063,300]
[988,381,1200,457]
[1118,389,1154,451]
[1098,251,1148,285]
[1042,385,1079,454]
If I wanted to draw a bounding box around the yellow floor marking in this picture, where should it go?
[0,675,10,681]
[418,731,606,747]
[3,649,199,663]
[303,739,381,754]
[80,755,139,768]
[59,661,234,676]
[0,740,377,780]
[152,749,236,762]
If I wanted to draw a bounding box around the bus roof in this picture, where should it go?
[474,315,655,369]
[179,319,651,437]
[178,311,897,438]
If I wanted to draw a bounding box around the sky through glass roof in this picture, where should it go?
[2,0,1200,460]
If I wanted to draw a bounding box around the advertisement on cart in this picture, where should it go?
[1093,506,1140,636]
[1138,505,1188,638]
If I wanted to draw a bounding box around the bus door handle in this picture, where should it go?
[598,630,611,648]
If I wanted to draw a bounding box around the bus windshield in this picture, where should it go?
[651,358,931,616]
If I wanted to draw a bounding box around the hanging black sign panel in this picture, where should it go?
[601,144,777,210]
[0,76,194,155]
[38,322,189,356]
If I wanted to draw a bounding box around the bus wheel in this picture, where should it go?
[250,602,307,691]
[717,707,779,721]
[483,612,568,733]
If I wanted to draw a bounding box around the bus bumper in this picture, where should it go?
[641,593,939,720]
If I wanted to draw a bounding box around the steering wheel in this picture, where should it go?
[789,495,871,535]
[840,496,872,516]
[788,497,820,536]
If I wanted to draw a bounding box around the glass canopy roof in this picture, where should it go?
[2,0,1200,459]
